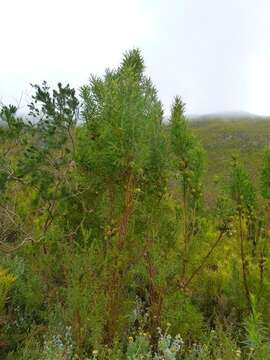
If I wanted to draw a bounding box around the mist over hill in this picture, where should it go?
[188,111,270,121]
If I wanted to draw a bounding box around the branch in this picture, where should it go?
[182,230,225,289]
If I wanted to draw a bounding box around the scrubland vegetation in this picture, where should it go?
[191,118,270,206]
[1,50,270,359]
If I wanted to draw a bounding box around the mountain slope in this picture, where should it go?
[190,117,270,205]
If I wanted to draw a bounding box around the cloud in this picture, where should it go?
[1,0,270,115]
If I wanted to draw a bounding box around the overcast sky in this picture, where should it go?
[1,0,270,115]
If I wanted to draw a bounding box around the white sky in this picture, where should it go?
[1,0,270,115]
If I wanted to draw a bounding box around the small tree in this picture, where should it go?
[229,157,256,312]
[169,96,204,278]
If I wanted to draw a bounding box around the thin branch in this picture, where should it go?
[182,230,225,289]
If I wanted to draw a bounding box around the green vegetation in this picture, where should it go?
[190,118,270,205]
[1,50,270,359]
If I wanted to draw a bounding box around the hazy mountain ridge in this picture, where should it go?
[188,111,270,121]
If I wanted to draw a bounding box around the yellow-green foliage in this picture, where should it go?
[0,267,15,313]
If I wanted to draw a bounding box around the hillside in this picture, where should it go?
[190,117,270,204]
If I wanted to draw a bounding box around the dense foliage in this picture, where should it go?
[1,50,270,359]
